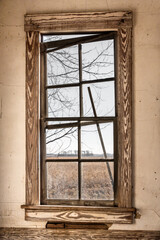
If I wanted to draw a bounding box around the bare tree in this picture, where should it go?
[45,35,114,158]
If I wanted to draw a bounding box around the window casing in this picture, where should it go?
[22,11,135,224]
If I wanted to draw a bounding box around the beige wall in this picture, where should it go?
[0,0,160,230]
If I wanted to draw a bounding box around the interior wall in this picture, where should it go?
[0,0,160,230]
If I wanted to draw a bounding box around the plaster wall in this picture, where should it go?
[0,0,160,230]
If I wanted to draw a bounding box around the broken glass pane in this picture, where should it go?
[81,162,114,200]
[47,162,78,199]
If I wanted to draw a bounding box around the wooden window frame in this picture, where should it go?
[41,32,116,206]
[22,11,135,224]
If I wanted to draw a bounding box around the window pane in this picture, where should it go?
[81,162,114,200]
[46,127,78,159]
[81,122,114,159]
[43,34,93,42]
[47,45,79,85]
[82,40,114,80]
[47,162,78,199]
[47,87,79,117]
[83,81,115,117]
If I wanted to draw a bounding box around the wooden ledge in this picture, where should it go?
[21,205,135,224]
[1,228,160,239]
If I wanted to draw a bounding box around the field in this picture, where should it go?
[47,162,114,201]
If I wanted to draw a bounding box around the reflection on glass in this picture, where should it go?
[83,81,115,117]
[82,40,114,80]
[81,122,114,159]
[81,162,114,200]
[47,87,79,117]
[46,127,78,159]
[47,162,78,199]
[47,45,79,85]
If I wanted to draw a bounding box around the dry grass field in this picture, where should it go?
[47,162,114,201]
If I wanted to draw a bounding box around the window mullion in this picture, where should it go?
[40,51,47,203]
[79,44,83,118]
[45,77,115,90]
[78,43,83,200]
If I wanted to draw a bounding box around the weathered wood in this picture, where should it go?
[24,11,133,220]
[43,32,115,53]
[45,159,114,163]
[45,117,115,121]
[24,11,132,32]
[26,31,39,205]
[40,49,47,204]
[117,27,132,208]
[21,205,135,212]
[26,199,115,207]
[25,210,133,224]
[23,206,134,223]
[46,120,113,130]
[46,222,65,229]
[0,228,160,240]
[45,77,115,89]
[88,87,114,187]
[46,222,109,229]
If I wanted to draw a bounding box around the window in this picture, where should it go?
[22,11,135,224]
[40,33,116,205]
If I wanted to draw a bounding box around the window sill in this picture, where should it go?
[21,205,135,224]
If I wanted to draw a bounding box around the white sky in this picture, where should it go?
[44,34,115,156]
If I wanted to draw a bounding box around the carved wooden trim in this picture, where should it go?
[22,206,135,224]
[117,27,132,208]
[1,228,160,240]
[24,11,132,32]
[26,31,39,205]
[21,205,135,212]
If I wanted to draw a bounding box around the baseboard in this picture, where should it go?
[0,228,160,240]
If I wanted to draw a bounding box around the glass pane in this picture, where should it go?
[47,45,79,85]
[81,122,114,159]
[81,162,114,200]
[82,39,114,80]
[43,34,94,42]
[47,87,79,117]
[83,81,115,117]
[47,162,78,199]
[46,127,78,159]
